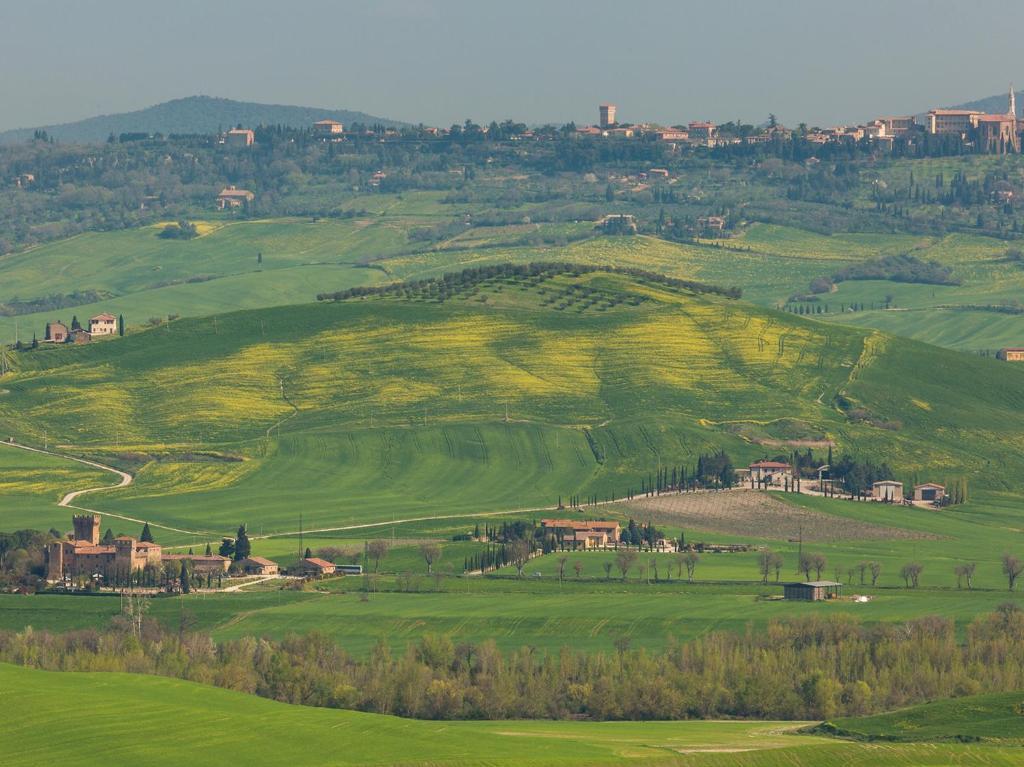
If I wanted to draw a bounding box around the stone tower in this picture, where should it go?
[1009,85,1017,119]
[72,514,101,545]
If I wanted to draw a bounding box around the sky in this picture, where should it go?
[2,0,1024,132]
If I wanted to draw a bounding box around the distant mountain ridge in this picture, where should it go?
[947,89,1021,116]
[0,96,407,145]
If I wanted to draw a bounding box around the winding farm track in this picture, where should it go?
[0,440,207,537]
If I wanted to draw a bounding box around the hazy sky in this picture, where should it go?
[3,0,1024,131]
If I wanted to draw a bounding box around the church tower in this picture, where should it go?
[1009,84,1017,119]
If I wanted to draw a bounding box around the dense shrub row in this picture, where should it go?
[316,262,742,302]
[4,606,1024,721]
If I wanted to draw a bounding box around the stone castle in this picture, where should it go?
[47,513,230,581]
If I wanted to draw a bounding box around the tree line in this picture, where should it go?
[4,606,1024,721]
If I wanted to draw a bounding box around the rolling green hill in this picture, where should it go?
[2,266,1024,543]
[5,663,1024,767]
[823,692,1024,744]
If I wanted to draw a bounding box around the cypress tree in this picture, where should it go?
[140,522,154,543]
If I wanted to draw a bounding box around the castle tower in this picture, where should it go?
[599,103,617,129]
[1009,84,1016,119]
[72,514,101,545]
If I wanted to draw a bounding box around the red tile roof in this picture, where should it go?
[300,557,335,569]
[244,556,278,566]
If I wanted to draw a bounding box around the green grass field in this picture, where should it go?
[825,691,1024,744]
[3,183,1024,351]
[4,663,1024,767]
[5,269,1024,544]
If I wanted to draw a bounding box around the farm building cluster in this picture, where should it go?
[739,461,946,506]
[540,519,677,551]
[43,313,118,345]
[45,513,364,586]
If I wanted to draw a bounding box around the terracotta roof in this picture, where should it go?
[750,461,791,469]
[974,114,1014,122]
[873,480,903,486]
[243,556,278,566]
[135,541,160,548]
[72,545,115,555]
[90,313,116,321]
[300,557,335,568]
[314,119,343,125]
[218,187,254,197]
[999,347,1024,352]
[929,109,982,116]
[915,482,945,490]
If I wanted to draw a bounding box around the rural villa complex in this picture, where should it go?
[42,313,118,345]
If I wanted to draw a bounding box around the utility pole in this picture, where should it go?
[298,512,303,561]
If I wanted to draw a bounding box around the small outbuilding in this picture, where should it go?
[783,581,843,601]
[872,480,903,502]
[996,348,1024,362]
[239,556,279,575]
[290,557,336,577]
[913,483,945,503]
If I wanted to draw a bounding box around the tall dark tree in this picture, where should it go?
[140,522,154,543]
[102,528,115,545]
[234,524,251,561]
[118,314,125,337]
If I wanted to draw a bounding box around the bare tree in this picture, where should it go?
[1002,553,1023,591]
[799,552,813,580]
[811,554,827,580]
[900,562,923,588]
[573,561,583,579]
[758,549,774,584]
[869,561,882,586]
[684,551,699,582]
[509,539,531,578]
[420,542,441,575]
[366,540,390,573]
[771,552,784,582]
[557,557,568,583]
[855,561,868,585]
[603,561,613,581]
[615,550,637,581]
[954,563,975,590]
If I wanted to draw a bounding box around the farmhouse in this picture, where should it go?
[748,461,792,486]
[291,557,336,577]
[89,313,117,336]
[217,185,255,210]
[996,348,1024,361]
[44,321,68,343]
[914,483,946,503]
[872,480,904,502]
[783,581,843,601]
[541,519,622,548]
[596,214,637,234]
[225,128,255,147]
[239,556,279,575]
[313,119,344,135]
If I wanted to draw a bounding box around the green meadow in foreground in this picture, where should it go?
[5,663,1024,767]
